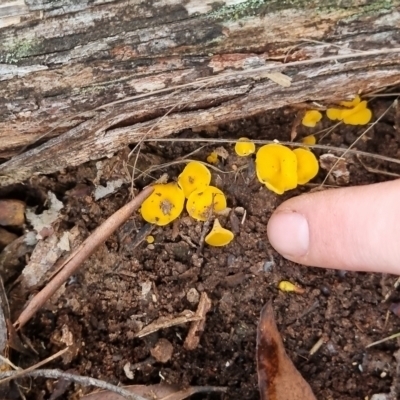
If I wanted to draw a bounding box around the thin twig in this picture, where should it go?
[131,158,227,183]
[0,355,20,370]
[0,348,69,385]
[140,137,400,166]
[0,369,147,400]
[366,332,400,349]
[14,186,154,329]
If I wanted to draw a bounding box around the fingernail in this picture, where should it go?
[267,211,309,257]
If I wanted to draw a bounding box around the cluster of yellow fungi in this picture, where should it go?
[254,144,319,195]
[302,95,372,128]
[140,161,234,247]
[232,138,319,195]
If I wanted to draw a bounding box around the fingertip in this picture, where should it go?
[267,180,400,274]
[267,210,309,258]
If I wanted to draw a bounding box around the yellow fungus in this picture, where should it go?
[302,110,322,128]
[178,161,211,199]
[206,151,219,164]
[234,137,256,157]
[327,97,372,125]
[186,186,227,221]
[255,144,297,195]
[301,135,316,145]
[339,95,361,108]
[278,280,305,294]
[205,218,234,247]
[146,235,155,244]
[340,101,372,125]
[326,108,342,121]
[141,183,185,226]
[292,148,319,185]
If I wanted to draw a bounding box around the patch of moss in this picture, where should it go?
[1,39,38,63]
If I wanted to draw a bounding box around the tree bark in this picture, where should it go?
[0,0,400,186]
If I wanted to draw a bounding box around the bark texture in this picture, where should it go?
[0,0,400,186]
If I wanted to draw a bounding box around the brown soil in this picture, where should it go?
[2,96,400,399]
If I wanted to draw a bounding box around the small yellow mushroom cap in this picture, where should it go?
[234,137,256,157]
[301,135,316,145]
[278,280,305,294]
[146,235,155,244]
[178,161,211,199]
[141,183,185,226]
[292,148,319,185]
[327,98,371,125]
[186,186,227,221]
[205,218,234,247]
[340,101,372,125]
[326,108,342,121]
[302,110,322,128]
[206,151,219,164]
[255,144,297,195]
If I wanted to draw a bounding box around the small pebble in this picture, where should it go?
[150,338,173,363]
[186,288,200,304]
[320,286,330,296]
[263,259,274,273]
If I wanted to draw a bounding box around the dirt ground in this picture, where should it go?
[2,95,400,399]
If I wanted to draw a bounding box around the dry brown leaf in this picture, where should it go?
[257,302,317,400]
[82,383,227,400]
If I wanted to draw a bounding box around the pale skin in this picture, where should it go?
[267,179,400,274]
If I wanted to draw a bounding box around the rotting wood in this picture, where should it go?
[0,0,400,186]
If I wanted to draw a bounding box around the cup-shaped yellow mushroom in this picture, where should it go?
[340,101,372,125]
[301,135,316,145]
[302,110,322,128]
[205,218,234,247]
[327,96,371,125]
[255,144,298,195]
[235,137,256,157]
[186,186,227,221]
[178,161,211,198]
[141,183,185,226]
[292,148,319,185]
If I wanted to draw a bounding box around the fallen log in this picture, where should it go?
[0,0,400,186]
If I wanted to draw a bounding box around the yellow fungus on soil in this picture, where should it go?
[205,218,234,247]
[206,151,219,164]
[186,186,227,221]
[292,148,319,185]
[301,135,316,146]
[255,144,298,195]
[278,281,305,294]
[302,110,322,128]
[235,137,256,157]
[178,161,211,199]
[141,183,185,226]
[327,96,372,125]
[146,235,155,244]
